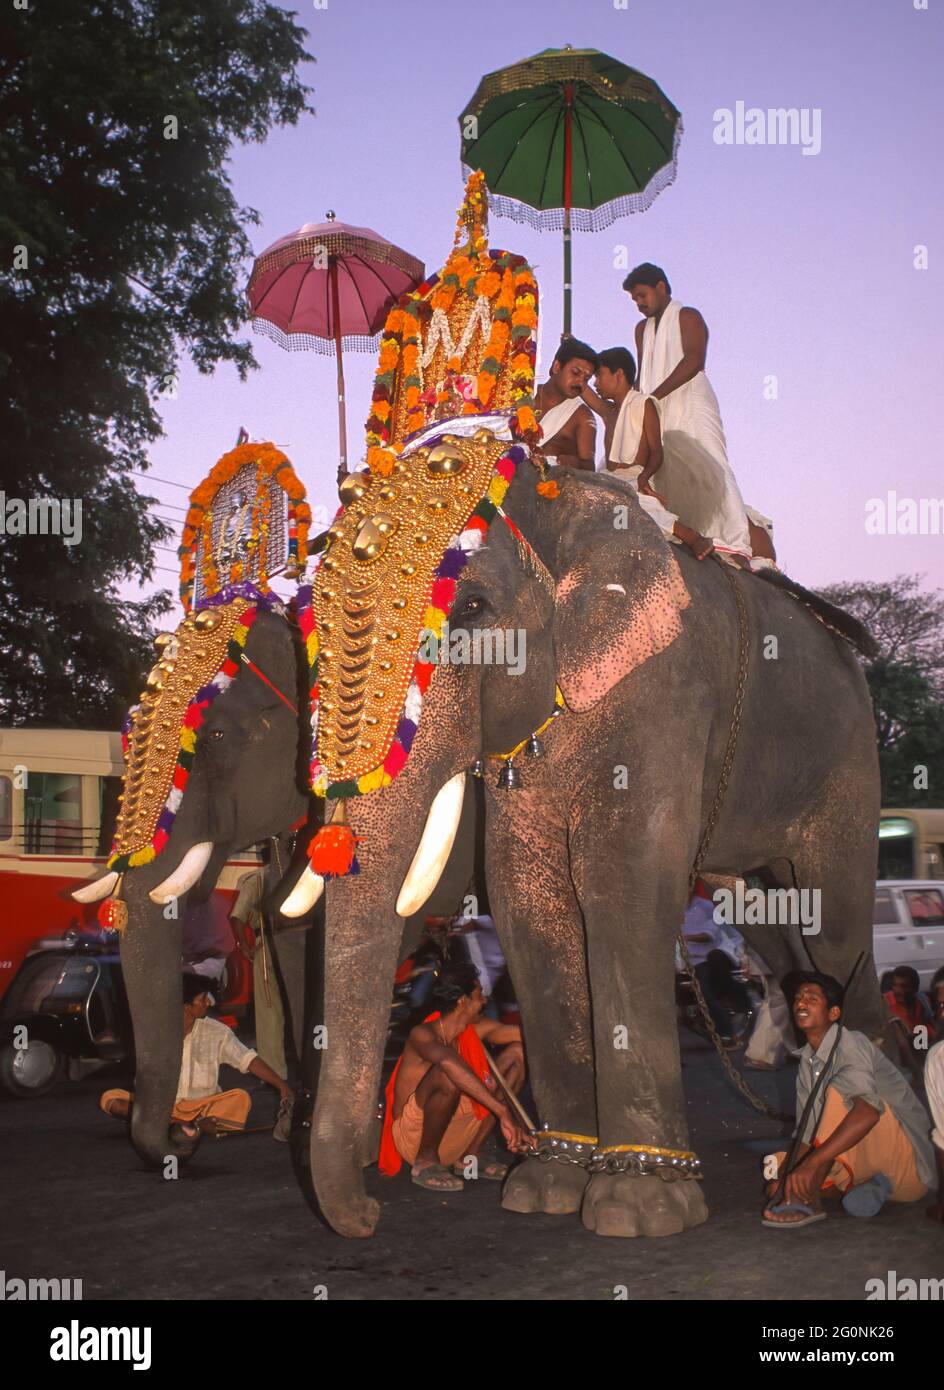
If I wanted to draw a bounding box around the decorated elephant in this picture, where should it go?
[70,440,334,1165]
[268,173,881,1239]
[278,442,882,1240]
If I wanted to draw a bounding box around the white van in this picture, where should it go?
[873,881,944,991]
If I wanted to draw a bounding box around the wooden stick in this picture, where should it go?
[483,1045,537,1133]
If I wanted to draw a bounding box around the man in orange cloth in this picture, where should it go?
[379,961,534,1192]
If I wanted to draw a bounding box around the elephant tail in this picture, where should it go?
[755,568,880,660]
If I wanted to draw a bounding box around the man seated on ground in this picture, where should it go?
[762,971,935,1227]
[534,338,598,469]
[378,961,534,1192]
[681,884,753,1048]
[583,346,715,560]
[884,965,937,1068]
[925,976,944,1221]
[100,973,293,1139]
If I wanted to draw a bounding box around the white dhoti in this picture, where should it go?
[608,389,680,543]
[640,300,751,556]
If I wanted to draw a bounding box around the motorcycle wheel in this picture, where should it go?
[0,1039,64,1098]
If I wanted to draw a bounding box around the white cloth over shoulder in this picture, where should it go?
[177,1016,256,1102]
[608,389,679,541]
[537,394,584,464]
[639,299,751,554]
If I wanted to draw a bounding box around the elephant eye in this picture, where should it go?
[209,728,224,741]
[454,594,487,622]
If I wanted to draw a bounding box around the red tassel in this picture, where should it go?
[98,898,128,932]
[308,824,359,877]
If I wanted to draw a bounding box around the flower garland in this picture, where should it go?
[364,254,540,481]
[178,443,312,613]
[298,445,525,804]
[107,605,260,873]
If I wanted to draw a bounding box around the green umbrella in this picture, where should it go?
[459,45,682,334]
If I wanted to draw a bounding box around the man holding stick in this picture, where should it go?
[379,961,534,1192]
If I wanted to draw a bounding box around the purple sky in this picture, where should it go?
[142,0,944,602]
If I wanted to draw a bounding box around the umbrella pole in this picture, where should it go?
[329,257,348,484]
[562,83,574,336]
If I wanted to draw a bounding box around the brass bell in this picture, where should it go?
[497,759,520,790]
[525,734,544,759]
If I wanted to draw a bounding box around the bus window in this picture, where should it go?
[23,772,84,855]
[877,818,916,880]
[0,776,11,841]
[97,777,122,857]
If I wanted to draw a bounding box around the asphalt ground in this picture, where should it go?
[2,1028,941,1307]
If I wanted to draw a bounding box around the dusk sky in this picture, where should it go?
[141,0,943,602]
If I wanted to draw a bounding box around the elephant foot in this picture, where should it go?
[502,1156,588,1215]
[581,1171,709,1238]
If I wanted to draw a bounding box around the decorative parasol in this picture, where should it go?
[247,216,424,483]
[459,46,682,333]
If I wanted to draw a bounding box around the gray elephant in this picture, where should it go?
[74,600,314,1166]
[279,452,881,1241]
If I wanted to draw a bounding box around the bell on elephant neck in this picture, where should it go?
[525,734,543,759]
[497,758,520,790]
[469,758,484,778]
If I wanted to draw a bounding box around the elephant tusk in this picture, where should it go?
[148,841,215,905]
[72,871,119,904]
[395,772,466,918]
[279,861,325,919]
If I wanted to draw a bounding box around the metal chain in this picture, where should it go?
[679,562,788,1122]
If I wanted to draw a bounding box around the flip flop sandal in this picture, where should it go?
[451,1159,509,1181]
[762,1201,827,1228]
[411,1163,464,1192]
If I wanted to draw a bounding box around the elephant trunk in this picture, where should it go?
[120,869,191,1167]
[310,878,404,1239]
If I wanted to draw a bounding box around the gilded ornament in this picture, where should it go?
[427,441,465,474]
[352,513,397,562]
[194,609,223,632]
[339,472,368,505]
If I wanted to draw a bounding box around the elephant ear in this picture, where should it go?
[552,477,691,712]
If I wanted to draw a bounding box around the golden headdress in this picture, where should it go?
[364,171,539,472]
[297,176,543,872]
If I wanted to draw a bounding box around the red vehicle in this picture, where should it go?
[0,728,258,1010]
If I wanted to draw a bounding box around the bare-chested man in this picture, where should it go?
[534,338,598,470]
[378,961,534,1192]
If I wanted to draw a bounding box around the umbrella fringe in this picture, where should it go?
[250,318,381,355]
[462,118,683,233]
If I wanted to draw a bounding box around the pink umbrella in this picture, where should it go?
[247,213,424,484]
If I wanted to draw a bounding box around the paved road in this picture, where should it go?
[2,1032,941,1301]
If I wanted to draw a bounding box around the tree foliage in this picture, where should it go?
[0,0,311,727]
[822,575,944,806]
